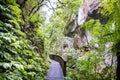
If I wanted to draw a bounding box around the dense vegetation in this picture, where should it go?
[0,0,120,80]
[0,0,48,79]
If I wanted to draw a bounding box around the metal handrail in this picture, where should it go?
[49,54,67,76]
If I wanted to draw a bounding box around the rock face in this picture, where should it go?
[64,0,100,49]
[78,0,100,25]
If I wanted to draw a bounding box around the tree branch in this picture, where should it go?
[28,0,44,16]
[29,4,52,19]
[57,0,66,5]
[46,0,55,12]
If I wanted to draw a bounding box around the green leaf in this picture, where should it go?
[0,63,12,69]
[3,51,13,60]
[12,63,24,70]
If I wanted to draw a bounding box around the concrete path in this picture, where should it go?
[47,60,64,80]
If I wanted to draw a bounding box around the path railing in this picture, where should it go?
[49,54,67,76]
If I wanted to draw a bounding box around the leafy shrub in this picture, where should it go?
[65,52,116,80]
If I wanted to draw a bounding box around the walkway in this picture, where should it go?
[47,60,64,80]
